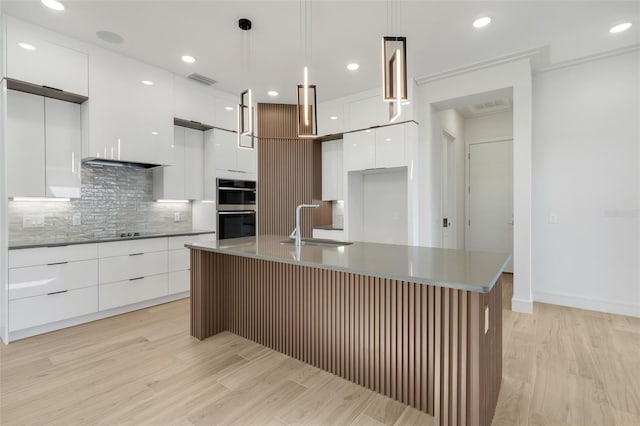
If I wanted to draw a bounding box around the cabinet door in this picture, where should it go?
[7,90,45,197]
[375,124,406,168]
[153,126,185,200]
[184,128,204,200]
[346,95,387,131]
[214,97,238,130]
[173,75,216,126]
[45,98,82,198]
[317,99,344,136]
[203,129,216,200]
[322,140,339,200]
[236,138,257,174]
[213,129,237,171]
[336,140,344,199]
[88,49,172,165]
[6,21,88,96]
[343,130,375,171]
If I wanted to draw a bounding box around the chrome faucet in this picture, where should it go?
[291,203,319,246]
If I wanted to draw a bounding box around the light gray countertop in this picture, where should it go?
[186,235,510,293]
[9,230,216,250]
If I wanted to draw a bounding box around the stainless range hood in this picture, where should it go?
[82,158,162,169]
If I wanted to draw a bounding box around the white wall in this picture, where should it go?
[532,51,640,317]
[438,109,465,249]
[362,169,408,245]
[465,110,513,144]
[417,59,533,313]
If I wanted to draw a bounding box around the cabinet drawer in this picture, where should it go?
[168,233,216,250]
[98,238,167,258]
[169,270,190,295]
[169,249,190,272]
[99,251,168,284]
[9,244,98,268]
[99,274,168,311]
[9,286,98,332]
[9,259,98,300]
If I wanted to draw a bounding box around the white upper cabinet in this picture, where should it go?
[86,48,172,165]
[6,89,81,198]
[210,129,257,177]
[153,126,204,200]
[6,89,45,197]
[343,123,409,172]
[173,76,216,126]
[5,17,88,96]
[343,130,375,171]
[317,99,345,136]
[184,128,204,200]
[214,97,238,131]
[322,139,344,201]
[45,98,82,198]
[346,95,388,131]
[374,124,406,169]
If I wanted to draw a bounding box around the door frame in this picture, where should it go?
[440,130,456,248]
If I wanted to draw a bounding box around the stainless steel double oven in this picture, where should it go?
[217,179,256,240]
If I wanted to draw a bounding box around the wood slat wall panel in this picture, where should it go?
[190,250,502,426]
[257,103,331,238]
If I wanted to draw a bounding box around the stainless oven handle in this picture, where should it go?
[218,210,256,215]
[218,187,256,192]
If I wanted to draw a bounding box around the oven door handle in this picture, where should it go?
[218,187,256,192]
[218,210,256,215]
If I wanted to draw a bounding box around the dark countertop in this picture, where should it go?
[9,230,216,250]
[186,235,510,293]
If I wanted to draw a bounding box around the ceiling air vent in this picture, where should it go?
[188,73,217,85]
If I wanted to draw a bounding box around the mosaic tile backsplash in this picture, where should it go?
[8,163,192,245]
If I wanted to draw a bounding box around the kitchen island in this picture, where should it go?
[186,235,510,426]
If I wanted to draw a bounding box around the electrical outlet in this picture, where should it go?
[23,215,45,228]
[174,212,182,222]
[72,213,81,226]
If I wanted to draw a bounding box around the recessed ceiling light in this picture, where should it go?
[610,22,632,33]
[151,131,159,135]
[141,80,154,86]
[329,116,338,120]
[225,106,234,111]
[267,90,279,97]
[96,30,124,44]
[181,55,196,63]
[347,63,360,71]
[18,42,36,51]
[41,0,65,11]
[473,16,492,28]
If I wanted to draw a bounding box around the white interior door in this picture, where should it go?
[467,139,513,272]
[441,132,456,248]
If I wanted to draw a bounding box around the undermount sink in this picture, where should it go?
[280,238,353,247]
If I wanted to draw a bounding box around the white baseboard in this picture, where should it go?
[6,291,190,343]
[533,291,640,318]
[511,297,533,314]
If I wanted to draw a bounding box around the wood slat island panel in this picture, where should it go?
[190,249,502,426]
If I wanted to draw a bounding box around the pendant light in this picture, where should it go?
[297,0,317,138]
[382,0,407,122]
[237,18,254,149]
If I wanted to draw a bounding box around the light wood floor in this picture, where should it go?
[1,274,638,425]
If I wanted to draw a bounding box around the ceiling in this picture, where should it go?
[2,1,639,104]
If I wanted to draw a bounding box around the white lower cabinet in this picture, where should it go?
[9,286,98,332]
[99,251,168,284]
[99,274,169,311]
[9,259,98,300]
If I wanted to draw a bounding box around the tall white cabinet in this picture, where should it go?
[321,139,343,201]
[6,90,81,198]
[153,126,204,200]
